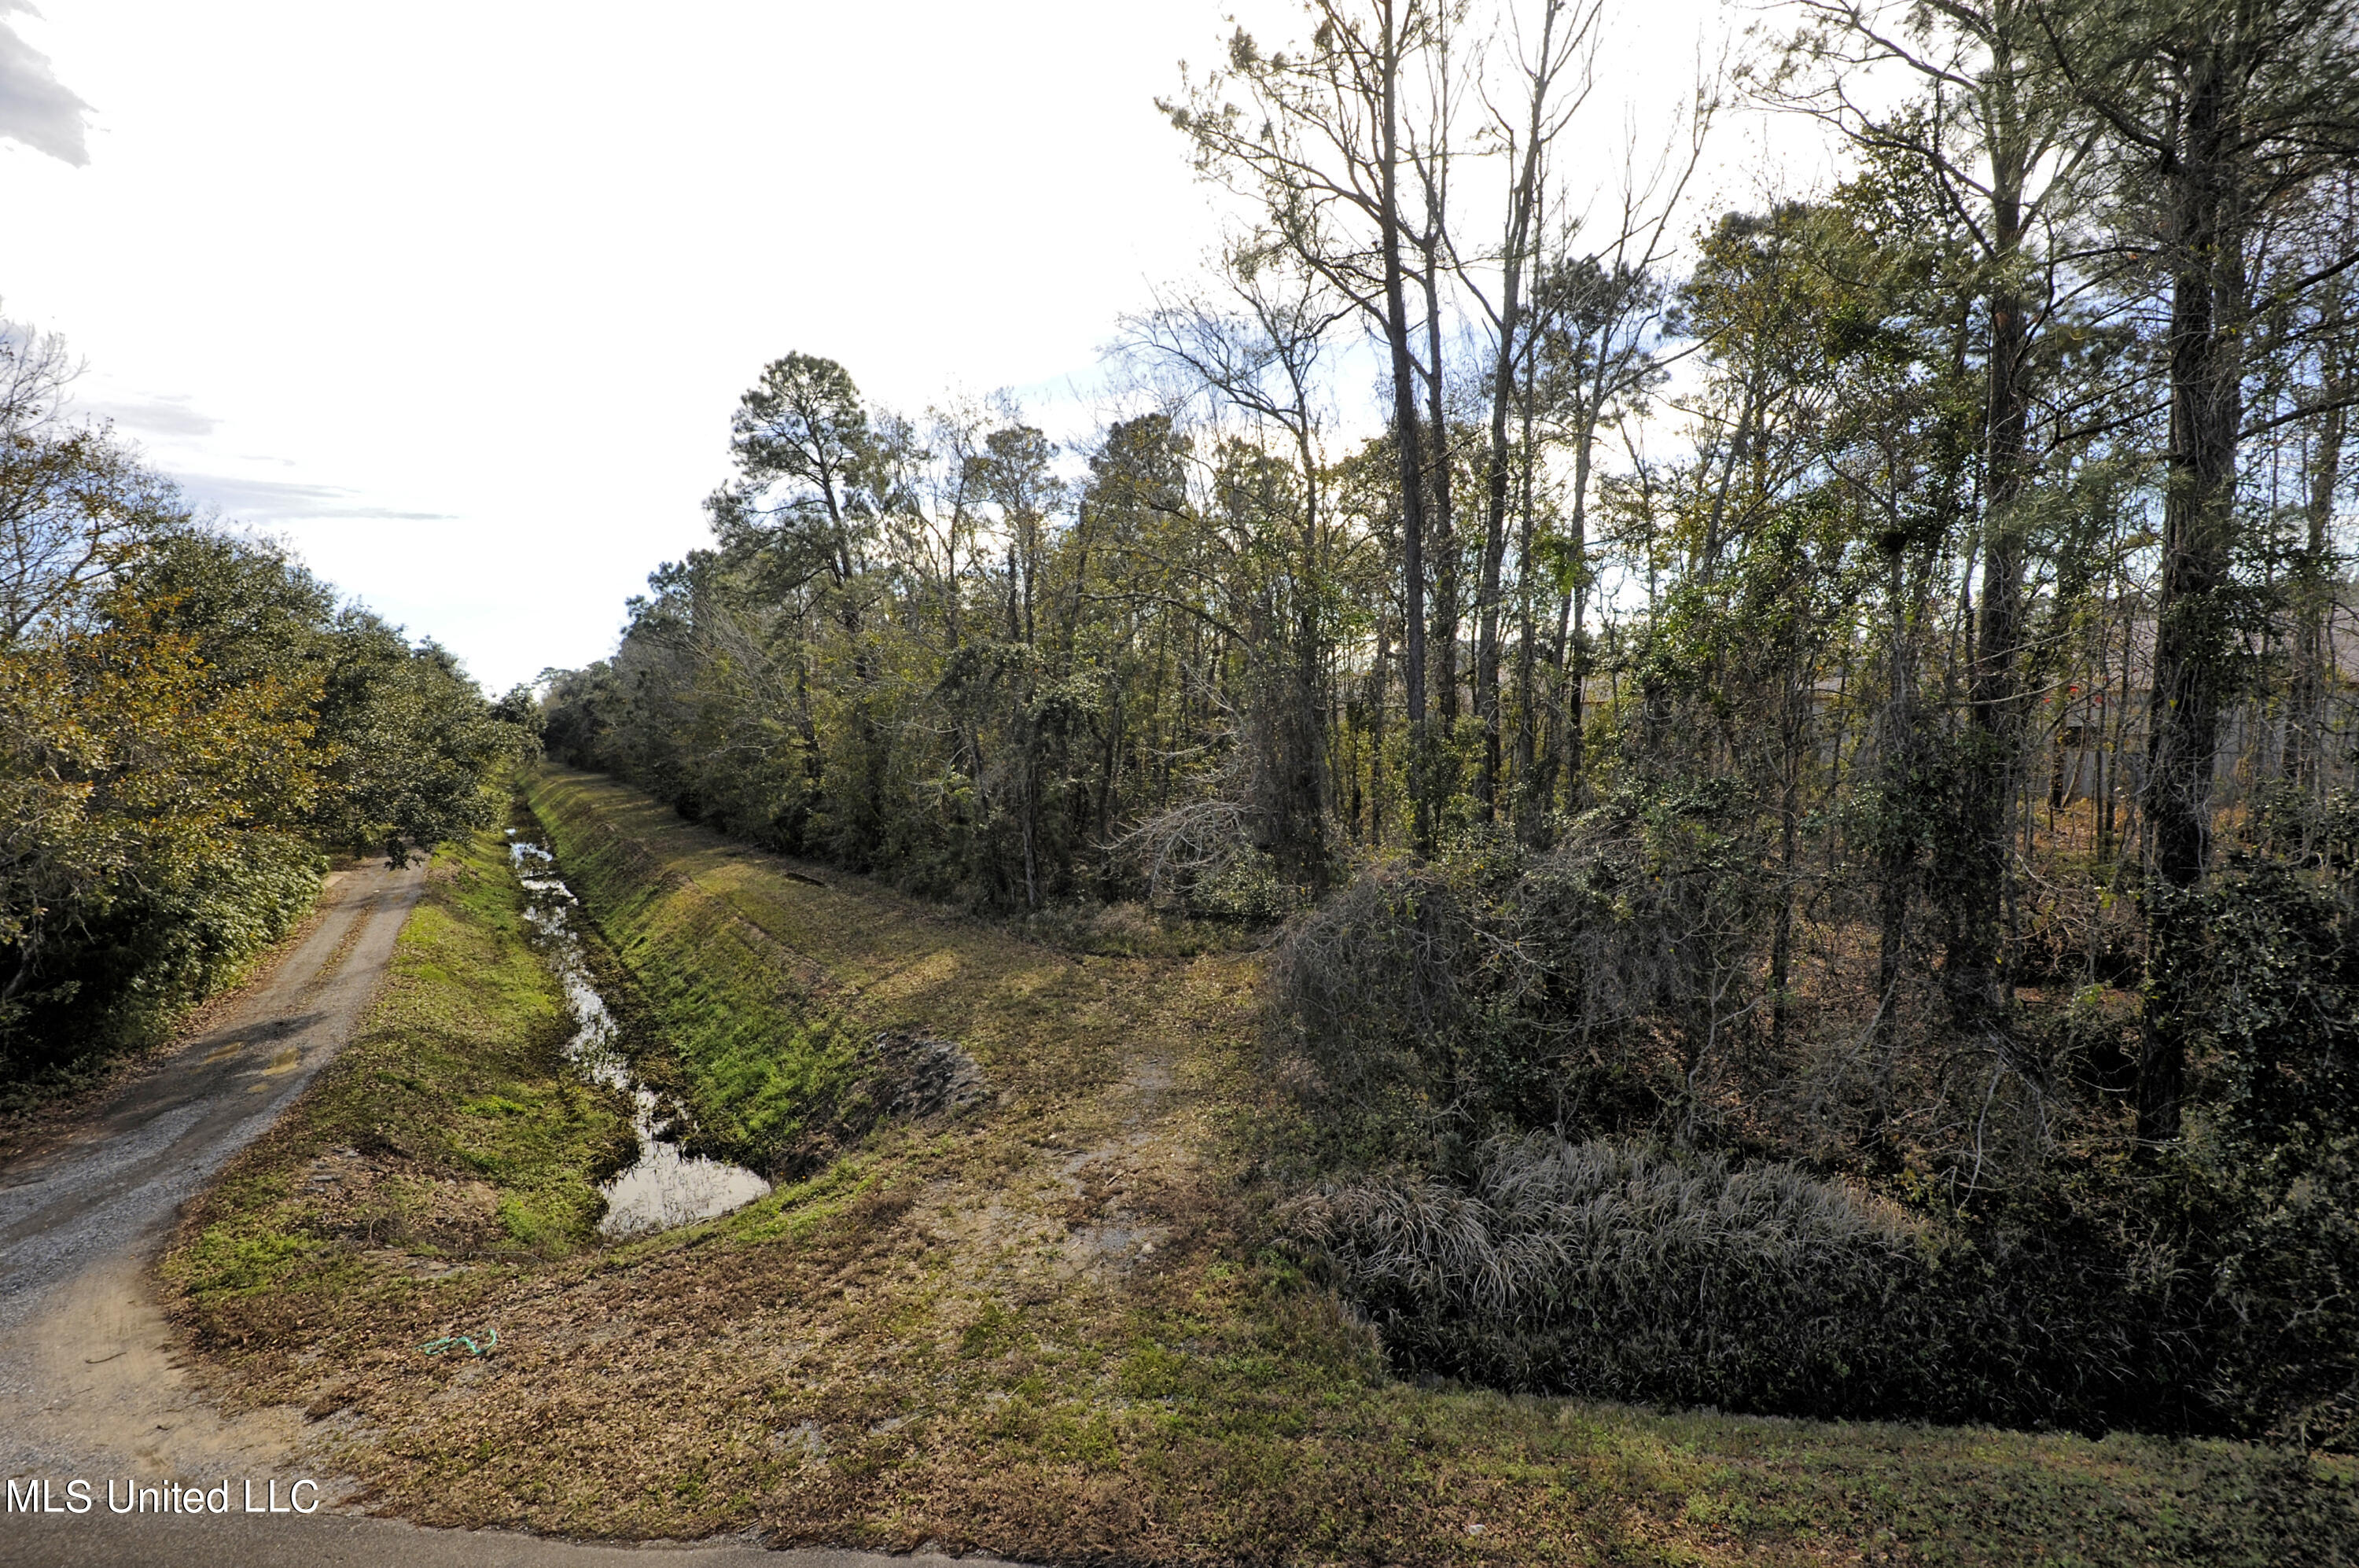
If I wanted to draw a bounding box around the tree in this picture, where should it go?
[1128,242,1352,889]
[1166,0,1453,850]
[0,322,180,646]
[1768,0,2114,1051]
[2047,0,2359,1139]
[1463,0,1600,819]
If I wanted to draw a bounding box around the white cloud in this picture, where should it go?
[0,2,88,165]
[0,0,1789,692]
[172,473,454,523]
[88,392,215,437]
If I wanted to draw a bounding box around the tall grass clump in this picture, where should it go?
[1290,1136,1930,1414]
[1286,1133,2203,1430]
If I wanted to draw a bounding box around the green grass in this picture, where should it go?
[164,820,638,1351]
[168,769,2358,1564]
[524,777,872,1173]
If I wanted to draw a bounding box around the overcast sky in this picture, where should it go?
[0,0,1815,693]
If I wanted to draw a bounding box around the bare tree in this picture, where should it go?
[1165,0,1456,850]
[1459,0,1601,817]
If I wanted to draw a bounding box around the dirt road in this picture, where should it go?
[0,863,426,1557]
[0,862,1020,1568]
[1,868,422,1335]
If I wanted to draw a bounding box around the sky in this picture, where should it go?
[0,0,1823,694]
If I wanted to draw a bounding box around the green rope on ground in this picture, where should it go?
[418,1327,499,1356]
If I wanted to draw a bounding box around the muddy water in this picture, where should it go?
[506,834,770,1238]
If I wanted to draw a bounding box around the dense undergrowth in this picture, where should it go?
[0,831,326,1123]
[165,769,2359,1564]
[1265,820,2359,1450]
[533,704,2358,1454]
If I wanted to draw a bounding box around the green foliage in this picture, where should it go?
[542,368,1362,914]
[2207,1136,2359,1448]
[0,344,535,1077]
[39,830,326,1058]
[315,622,523,865]
[0,568,328,1066]
[2161,844,2359,1447]
[2177,852,2359,1150]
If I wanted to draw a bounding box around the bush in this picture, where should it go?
[1287,1135,1930,1414]
[12,830,322,1071]
[1264,790,1771,1169]
[2157,848,2359,1447]
[2205,1135,2359,1448]
[1263,864,1474,1166]
[1287,1132,2222,1434]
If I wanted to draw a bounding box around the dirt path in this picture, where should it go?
[0,861,1025,1568]
[0,865,423,1540]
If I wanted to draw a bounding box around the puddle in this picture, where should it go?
[506,833,771,1238]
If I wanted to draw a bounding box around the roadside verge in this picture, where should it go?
[164,825,638,1413]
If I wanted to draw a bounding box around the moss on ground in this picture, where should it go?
[169,768,2357,1565]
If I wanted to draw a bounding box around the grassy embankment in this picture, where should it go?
[167,823,637,1358]
[170,766,2355,1566]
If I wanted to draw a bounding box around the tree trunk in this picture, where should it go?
[1948,86,2033,1049]
[2288,304,2347,794]
[1424,259,1461,752]
[1512,350,1541,838]
[1477,58,1551,821]
[1374,1,1434,856]
[2140,50,2245,1144]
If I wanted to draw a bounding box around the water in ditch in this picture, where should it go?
[506,832,771,1238]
